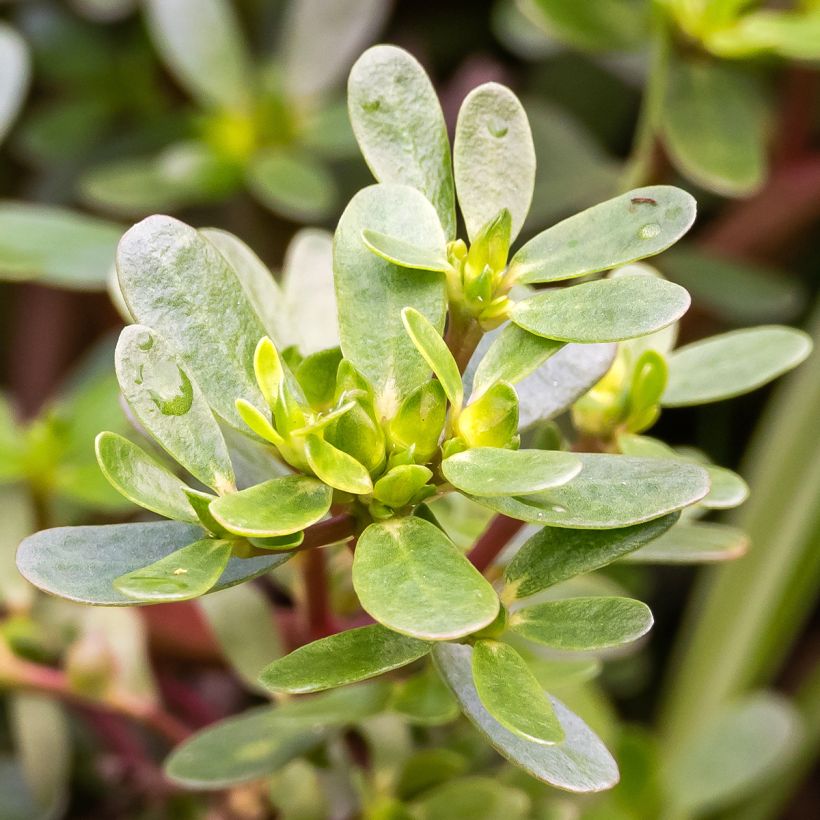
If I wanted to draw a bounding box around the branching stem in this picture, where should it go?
[468,515,524,574]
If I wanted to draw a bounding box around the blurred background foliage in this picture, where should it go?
[0,0,818,817]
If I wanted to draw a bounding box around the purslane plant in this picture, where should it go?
[16,44,812,795]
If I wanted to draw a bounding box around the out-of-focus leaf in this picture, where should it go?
[0,488,35,612]
[0,24,30,145]
[624,521,749,564]
[706,9,820,60]
[390,665,460,726]
[412,775,531,820]
[268,759,328,820]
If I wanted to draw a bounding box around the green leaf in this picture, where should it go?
[95,432,198,523]
[0,24,30,145]
[662,326,813,407]
[624,522,749,564]
[442,448,580,497]
[474,453,709,528]
[352,517,499,640]
[210,475,332,538]
[246,150,337,221]
[334,184,447,415]
[296,348,343,409]
[391,666,460,726]
[304,434,372,495]
[510,276,691,343]
[115,325,235,494]
[433,642,619,792]
[402,307,463,409]
[373,465,434,509]
[348,45,456,238]
[472,324,564,398]
[260,625,431,694]
[663,58,766,197]
[117,215,270,428]
[0,201,120,289]
[113,538,233,602]
[510,597,653,651]
[472,640,564,745]
[456,382,519,449]
[16,521,289,605]
[454,83,535,243]
[503,514,678,600]
[412,776,531,820]
[388,381,447,462]
[708,9,820,60]
[507,186,696,285]
[362,229,451,273]
[144,0,252,110]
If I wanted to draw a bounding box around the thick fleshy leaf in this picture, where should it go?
[433,643,619,792]
[624,522,749,564]
[115,325,235,493]
[402,307,463,409]
[510,276,690,343]
[334,184,447,416]
[304,434,372,495]
[352,518,499,640]
[507,186,696,285]
[95,432,197,523]
[210,475,332,538]
[348,46,456,238]
[411,775,530,820]
[113,538,233,602]
[662,326,813,407]
[472,640,564,745]
[0,202,120,289]
[474,453,709,528]
[663,58,766,197]
[260,625,431,694]
[504,514,678,600]
[456,381,519,449]
[117,216,269,428]
[442,448,581,497]
[510,597,654,651]
[0,24,30,145]
[362,229,451,273]
[453,83,535,242]
[144,0,252,110]
[165,683,389,788]
[16,521,289,605]
[472,324,564,398]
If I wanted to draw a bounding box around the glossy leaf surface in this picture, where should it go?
[305,435,372,495]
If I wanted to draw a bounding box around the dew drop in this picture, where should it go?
[487,117,508,138]
[136,331,154,351]
[638,223,661,240]
[550,505,567,514]
[361,99,381,112]
[146,360,194,416]
[173,567,188,575]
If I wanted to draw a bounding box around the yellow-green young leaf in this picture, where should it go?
[504,514,678,600]
[117,216,269,428]
[433,642,619,791]
[472,324,564,398]
[624,522,749,564]
[475,453,709,528]
[334,184,448,415]
[296,348,343,410]
[184,489,231,537]
[260,625,431,694]
[235,398,282,446]
[305,434,372,495]
[388,380,447,462]
[16,521,289,605]
[442,448,580,497]
[662,326,813,407]
[352,517,499,640]
[113,539,233,602]
[507,186,696,285]
[454,83,535,243]
[94,432,197,523]
[115,325,235,494]
[472,640,564,745]
[144,0,252,110]
[510,276,690,343]
[510,597,654,651]
[456,382,519,448]
[663,58,766,197]
[210,475,332,538]
[411,776,531,820]
[373,465,434,508]
[708,8,820,60]
[402,307,463,409]
[348,46,456,238]
[391,666,460,727]
[0,25,29,145]
[362,229,451,272]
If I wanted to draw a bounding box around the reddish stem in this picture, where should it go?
[300,514,357,550]
[468,515,524,574]
[303,548,335,640]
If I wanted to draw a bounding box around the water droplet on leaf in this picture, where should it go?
[487,117,508,138]
[361,99,380,112]
[146,360,194,416]
[638,223,661,240]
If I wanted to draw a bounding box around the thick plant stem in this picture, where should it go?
[303,548,334,640]
[445,308,482,374]
[300,514,356,550]
[468,515,524,574]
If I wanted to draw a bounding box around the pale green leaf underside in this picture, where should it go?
[402,307,463,408]
[433,643,619,792]
[472,640,564,745]
[624,522,749,564]
[511,597,654,651]
[16,521,289,605]
[442,447,581,497]
[454,82,535,242]
[0,24,30,145]
[474,454,709,529]
[362,229,450,272]
[662,326,813,406]
[352,517,499,640]
[508,186,696,285]
[510,276,691,343]
[210,475,332,538]
[259,624,431,694]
